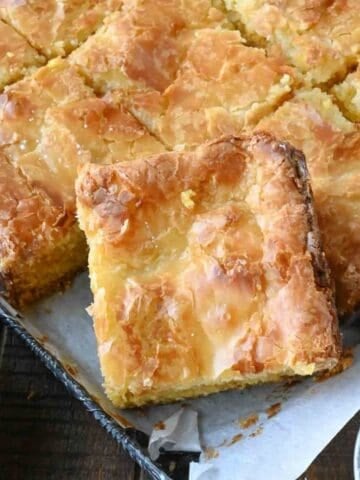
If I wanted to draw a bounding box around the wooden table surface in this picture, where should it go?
[0,326,359,480]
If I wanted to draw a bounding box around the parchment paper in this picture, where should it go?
[15,272,360,480]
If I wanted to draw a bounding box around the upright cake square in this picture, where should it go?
[76,134,340,407]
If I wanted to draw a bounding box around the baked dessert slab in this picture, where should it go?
[332,66,360,122]
[123,28,297,150]
[69,0,231,95]
[0,59,94,164]
[0,151,87,306]
[0,59,165,306]
[255,88,360,314]
[224,0,360,84]
[0,20,45,90]
[0,0,123,58]
[76,134,340,408]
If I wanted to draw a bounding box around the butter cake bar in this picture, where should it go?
[124,28,297,150]
[76,134,340,407]
[0,20,44,90]
[0,0,123,58]
[70,0,231,94]
[225,0,360,84]
[255,89,360,314]
[0,59,164,305]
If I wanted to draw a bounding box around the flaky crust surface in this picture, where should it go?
[70,0,230,94]
[76,134,340,407]
[124,28,296,149]
[0,58,164,305]
[255,88,360,314]
[0,0,123,58]
[225,0,360,83]
[0,20,44,90]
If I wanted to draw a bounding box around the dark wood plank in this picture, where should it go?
[0,326,359,480]
[300,411,360,480]
[0,328,136,480]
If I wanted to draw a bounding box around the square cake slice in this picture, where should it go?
[0,151,88,306]
[69,0,231,95]
[124,28,297,150]
[0,58,165,306]
[76,134,340,408]
[0,0,123,58]
[255,88,360,314]
[225,0,360,84]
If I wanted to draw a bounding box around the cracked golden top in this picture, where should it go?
[123,28,297,149]
[76,134,340,407]
[2,0,359,406]
[70,0,231,94]
[225,0,360,84]
[255,89,360,314]
[0,0,123,58]
[0,20,44,90]
[0,57,164,304]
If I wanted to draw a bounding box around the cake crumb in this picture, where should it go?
[154,421,166,430]
[64,363,78,377]
[228,433,243,446]
[238,413,259,429]
[181,189,196,209]
[250,426,263,437]
[204,447,219,459]
[266,402,281,419]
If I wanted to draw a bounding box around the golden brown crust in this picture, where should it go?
[0,151,83,306]
[0,58,164,305]
[0,0,123,58]
[70,0,231,94]
[123,28,297,149]
[0,20,45,90]
[255,88,360,314]
[225,0,360,84]
[76,133,340,408]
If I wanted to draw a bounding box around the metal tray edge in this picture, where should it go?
[0,299,171,480]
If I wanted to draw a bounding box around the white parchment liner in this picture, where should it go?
[13,272,360,480]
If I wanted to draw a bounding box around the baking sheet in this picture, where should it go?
[1,271,360,480]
